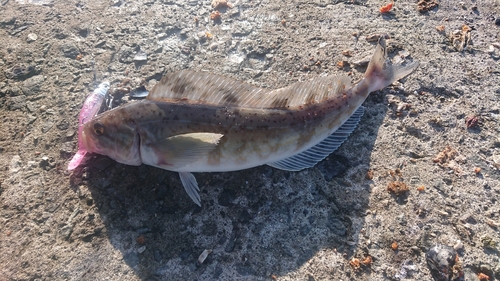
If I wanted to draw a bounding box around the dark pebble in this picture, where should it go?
[299,224,311,236]
[92,157,113,171]
[218,189,236,206]
[496,17,500,26]
[41,121,53,133]
[224,229,238,253]
[297,248,316,266]
[7,95,26,111]
[59,142,74,158]
[425,244,463,281]
[308,215,316,224]
[153,249,162,262]
[218,234,227,245]
[236,263,256,276]
[60,42,79,58]
[179,250,191,260]
[136,227,151,234]
[123,252,139,267]
[155,185,168,199]
[129,85,149,98]
[57,119,69,130]
[4,64,37,80]
[327,216,347,236]
[238,209,251,223]
[212,265,223,279]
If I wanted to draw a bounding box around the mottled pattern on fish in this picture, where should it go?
[148,70,352,109]
[79,38,419,206]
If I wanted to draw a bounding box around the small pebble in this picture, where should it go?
[453,240,464,251]
[27,33,38,42]
[198,249,212,264]
[133,51,147,61]
[137,246,146,254]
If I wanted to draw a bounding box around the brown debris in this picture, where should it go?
[361,255,373,265]
[379,1,394,13]
[432,146,458,164]
[478,273,490,281]
[417,0,438,13]
[387,181,409,195]
[436,25,445,32]
[391,241,398,250]
[211,0,233,9]
[474,167,481,174]
[465,115,479,128]
[366,170,374,180]
[336,61,347,69]
[342,50,352,57]
[349,258,360,269]
[417,185,425,192]
[388,168,403,178]
[136,235,146,245]
[433,146,466,175]
[366,33,390,42]
[210,11,221,21]
[450,25,472,51]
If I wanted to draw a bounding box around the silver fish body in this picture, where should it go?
[80,38,418,205]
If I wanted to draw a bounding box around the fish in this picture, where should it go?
[78,37,418,206]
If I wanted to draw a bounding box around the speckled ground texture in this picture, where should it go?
[1,0,499,280]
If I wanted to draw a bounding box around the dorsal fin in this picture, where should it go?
[147,70,352,109]
[147,70,270,107]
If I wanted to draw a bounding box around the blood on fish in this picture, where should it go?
[68,82,110,170]
[380,1,394,13]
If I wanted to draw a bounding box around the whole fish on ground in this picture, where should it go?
[76,38,418,206]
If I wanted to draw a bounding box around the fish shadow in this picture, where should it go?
[76,91,389,280]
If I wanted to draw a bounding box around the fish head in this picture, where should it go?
[81,113,142,166]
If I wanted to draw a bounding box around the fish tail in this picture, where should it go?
[364,37,419,92]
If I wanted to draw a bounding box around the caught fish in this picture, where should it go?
[78,38,418,206]
[68,81,110,170]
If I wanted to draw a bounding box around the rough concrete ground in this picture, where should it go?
[1,0,499,280]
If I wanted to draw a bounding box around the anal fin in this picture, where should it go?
[179,172,201,206]
[267,106,364,171]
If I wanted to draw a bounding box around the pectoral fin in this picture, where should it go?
[179,172,201,206]
[141,132,224,169]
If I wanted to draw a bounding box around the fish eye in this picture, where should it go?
[93,122,105,136]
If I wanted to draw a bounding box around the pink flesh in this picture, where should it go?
[67,149,87,170]
[68,82,109,170]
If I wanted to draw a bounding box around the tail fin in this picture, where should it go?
[364,37,419,92]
